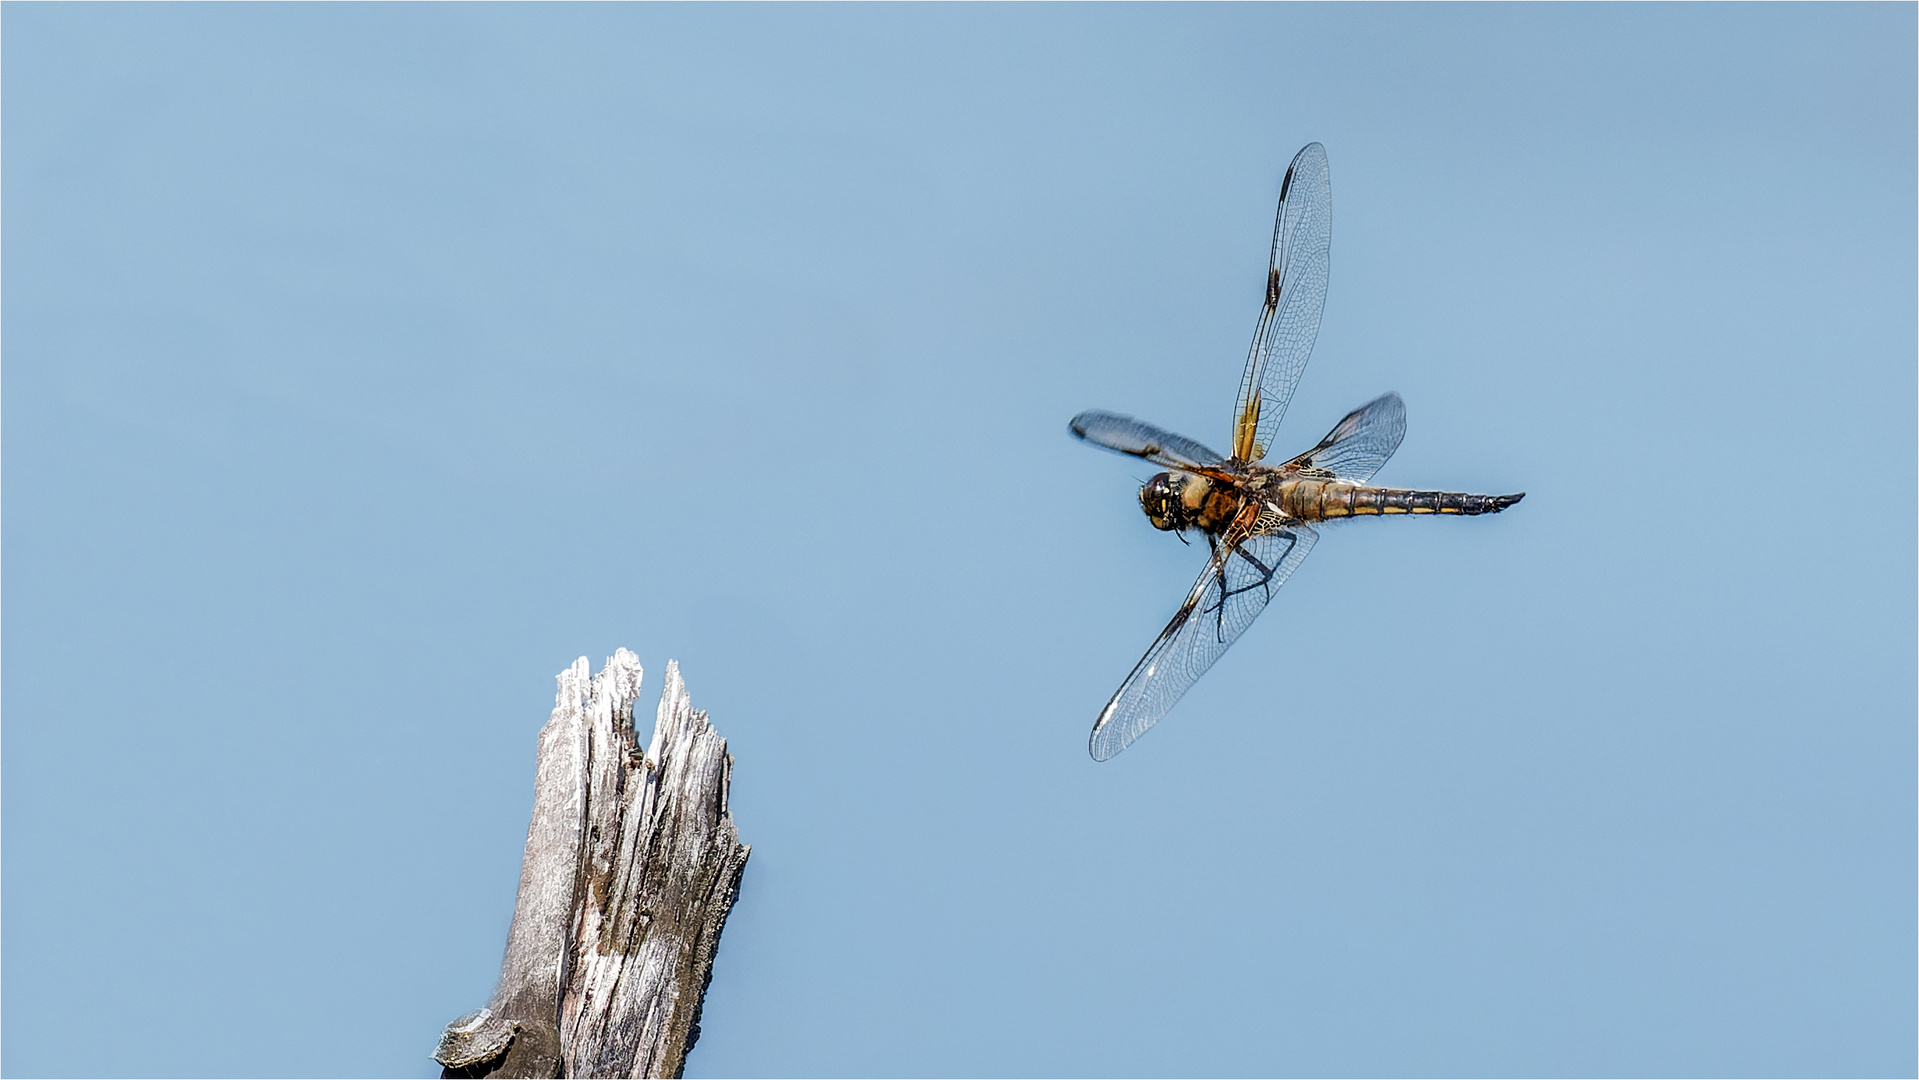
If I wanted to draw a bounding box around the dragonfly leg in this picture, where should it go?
[1226,532,1292,600]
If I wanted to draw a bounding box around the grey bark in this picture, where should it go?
[436,651,750,1079]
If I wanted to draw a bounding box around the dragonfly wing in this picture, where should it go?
[1231,142,1332,462]
[1283,392,1406,483]
[1089,521,1319,761]
[1070,411,1226,471]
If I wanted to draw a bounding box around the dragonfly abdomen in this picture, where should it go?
[1280,480,1524,520]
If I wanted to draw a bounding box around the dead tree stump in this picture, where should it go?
[436,651,750,1079]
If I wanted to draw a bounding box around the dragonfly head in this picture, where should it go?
[1139,471,1209,532]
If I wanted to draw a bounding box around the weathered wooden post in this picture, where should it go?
[435,650,750,1079]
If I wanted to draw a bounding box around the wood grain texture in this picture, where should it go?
[436,652,749,1079]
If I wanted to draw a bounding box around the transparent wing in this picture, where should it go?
[1089,520,1319,761]
[1282,392,1406,483]
[1230,142,1332,462]
[1070,411,1226,472]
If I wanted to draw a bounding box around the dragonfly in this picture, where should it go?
[1069,142,1523,761]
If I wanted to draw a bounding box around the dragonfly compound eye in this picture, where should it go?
[1139,472,1191,531]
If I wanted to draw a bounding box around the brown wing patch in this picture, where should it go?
[1170,461,1249,488]
[1232,390,1261,461]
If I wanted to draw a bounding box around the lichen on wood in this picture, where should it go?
[437,651,749,1079]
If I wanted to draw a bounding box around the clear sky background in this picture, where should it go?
[4,5,1913,1078]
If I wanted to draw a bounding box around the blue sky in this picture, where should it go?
[4,5,1913,1077]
